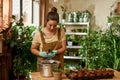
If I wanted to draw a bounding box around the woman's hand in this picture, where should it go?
[39,51,48,57]
[39,50,57,58]
[47,50,57,58]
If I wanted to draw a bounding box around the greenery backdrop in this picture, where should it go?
[79,19,120,71]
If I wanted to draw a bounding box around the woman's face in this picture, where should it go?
[46,20,58,32]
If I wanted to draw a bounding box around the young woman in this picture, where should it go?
[30,7,66,70]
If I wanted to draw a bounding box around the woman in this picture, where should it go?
[30,7,66,70]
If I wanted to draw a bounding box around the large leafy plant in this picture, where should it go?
[4,15,37,79]
[79,24,120,70]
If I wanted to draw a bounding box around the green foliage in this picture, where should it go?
[79,24,120,70]
[84,10,91,18]
[6,15,37,78]
[52,67,63,72]
[60,5,67,19]
[76,11,82,22]
[60,5,66,12]
[107,15,120,23]
[66,35,74,41]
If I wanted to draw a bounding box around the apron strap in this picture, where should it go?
[39,30,46,44]
[39,28,61,44]
[58,28,61,40]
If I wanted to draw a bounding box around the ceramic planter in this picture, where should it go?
[67,41,73,46]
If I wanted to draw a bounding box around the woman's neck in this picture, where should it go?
[44,27,56,34]
[43,27,57,38]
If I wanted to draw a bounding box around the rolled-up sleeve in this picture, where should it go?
[32,31,41,45]
[61,28,66,41]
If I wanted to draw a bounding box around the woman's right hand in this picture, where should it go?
[39,51,48,57]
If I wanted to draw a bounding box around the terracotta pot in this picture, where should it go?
[53,72,62,80]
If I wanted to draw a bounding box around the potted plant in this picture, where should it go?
[76,11,82,22]
[66,35,74,46]
[61,5,67,23]
[1,15,37,79]
[82,10,91,22]
[69,12,74,22]
[73,36,80,46]
[52,67,63,80]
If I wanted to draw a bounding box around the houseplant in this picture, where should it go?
[66,35,74,46]
[76,11,82,22]
[1,15,37,79]
[73,36,80,45]
[79,24,120,71]
[61,5,67,23]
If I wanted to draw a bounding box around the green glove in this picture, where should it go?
[39,51,48,57]
[47,50,57,58]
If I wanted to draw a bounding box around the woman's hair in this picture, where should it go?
[46,7,59,23]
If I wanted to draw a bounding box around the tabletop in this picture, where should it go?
[29,69,120,80]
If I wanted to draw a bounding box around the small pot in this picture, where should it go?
[53,72,62,80]
[38,60,60,77]
[67,41,73,46]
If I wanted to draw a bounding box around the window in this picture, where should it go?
[12,0,40,26]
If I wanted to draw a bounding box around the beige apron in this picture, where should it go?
[37,28,64,71]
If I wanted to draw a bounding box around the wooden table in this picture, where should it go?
[30,69,120,80]
[29,72,69,80]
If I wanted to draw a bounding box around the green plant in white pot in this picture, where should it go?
[66,35,74,46]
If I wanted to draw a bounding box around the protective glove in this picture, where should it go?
[47,50,57,58]
[39,51,48,57]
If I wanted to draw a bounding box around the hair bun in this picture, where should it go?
[51,7,57,13]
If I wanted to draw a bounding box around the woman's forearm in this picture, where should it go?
[57,40,66,54]
[31,48,39,56]
[57,47,66,54]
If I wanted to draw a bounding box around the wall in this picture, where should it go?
[48,0,120,31]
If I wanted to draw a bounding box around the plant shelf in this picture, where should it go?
[65,32,87,35]
[64,56,81,59]
[67,46,83,48]
[62,22,89,26]
[64,21,90,61]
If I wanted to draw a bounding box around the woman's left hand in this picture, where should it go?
[47,50,57,58]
